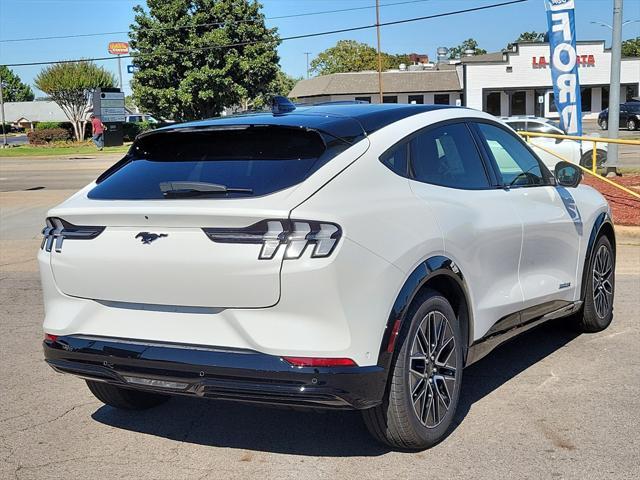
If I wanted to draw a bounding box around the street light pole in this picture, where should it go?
[0,71,7,148]
[304,52,311,79]
[117,54,124,90]
[605,0,624,176]
[375,0,383,103]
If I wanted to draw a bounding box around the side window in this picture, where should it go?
[476,123,547,187]
[410,123,490,189]
[526,122,561,134]
[506,121,526,131]
[380,141,409,177]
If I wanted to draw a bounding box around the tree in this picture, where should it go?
[515,31,546,42]
[309,40,411,75]
[0,66,35,102]
[621,37,640,57]
[448,39,487,59]
[35,61,115,141]
[245,70,300,110]
[130,0,280,121]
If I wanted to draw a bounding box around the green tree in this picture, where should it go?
[246,70,300,110]
[34,61,115,141]
[448,39,487,59]
[515,31,546,42]
[309,40,411,75]
[130,0,280,121]
[0,66,35,102]
[621,36,640,57]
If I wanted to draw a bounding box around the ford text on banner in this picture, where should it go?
[545,0,582,136]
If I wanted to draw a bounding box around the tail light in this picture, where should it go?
[41,217,105,253]
[203,219,341,260]
[282,356,357,367]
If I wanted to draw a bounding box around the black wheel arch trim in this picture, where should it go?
[580,211,615,301]
[377,255,473,370]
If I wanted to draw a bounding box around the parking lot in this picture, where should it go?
[1,156,639,480]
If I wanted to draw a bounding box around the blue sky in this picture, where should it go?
[1,0,639,96]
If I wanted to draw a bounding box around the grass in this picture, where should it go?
[0,143,130,157]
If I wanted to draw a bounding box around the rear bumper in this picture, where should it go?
[43,336,387,410]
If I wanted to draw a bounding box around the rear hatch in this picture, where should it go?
[46,123,360,308]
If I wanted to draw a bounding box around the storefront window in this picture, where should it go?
[434,94,449,105]
[626,85,639,101]
[581,87,592,113]
[355,96,371,103]
[383,96,398,103]
[602,86,609,110]
[408,95,424,104]
[485,92,501,116]
[510,91,526,115]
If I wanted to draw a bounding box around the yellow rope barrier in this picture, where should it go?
[520,131,640,146]
[527,141,640,200]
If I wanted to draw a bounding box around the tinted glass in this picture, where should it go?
[434,94,449,105]
[627,103,640,113]
[506,121,526,131]
[477,123,547,187]
[89,126,348,200]
[410,123,490,189]
[380,141,409,176]
[525,122,562,134]
[408,95,424,104]
[383,96,398,104]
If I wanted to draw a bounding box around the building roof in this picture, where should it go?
[149,104,459,143]
[3,101,69,123]
[289,68,462,98]
[460,51,508,63]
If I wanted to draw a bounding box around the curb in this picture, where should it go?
[615,226,640,245]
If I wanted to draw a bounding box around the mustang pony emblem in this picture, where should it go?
[135,232,168,244]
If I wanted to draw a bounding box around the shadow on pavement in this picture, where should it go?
[92,320,579,457]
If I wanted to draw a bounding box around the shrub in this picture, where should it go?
[36,121,63,130]
[27,128,72,145]
[122,120,157,142]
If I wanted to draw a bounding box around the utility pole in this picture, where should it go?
[117,54,124,90]
[304,52,311,79]
[0,70,7,148]
[375,0,383,103]
[605,0,623,176]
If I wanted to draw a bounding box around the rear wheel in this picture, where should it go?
[572,235,615,333]
[86,380,169,410]
[628,118,638,131]
[362,290,463,450]
[580,149,607,169]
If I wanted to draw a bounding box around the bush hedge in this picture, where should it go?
[36,121,64,130]
[27,128,72,145]
[122,120,157,141]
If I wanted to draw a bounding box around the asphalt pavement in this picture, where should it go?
[0,157,639,480]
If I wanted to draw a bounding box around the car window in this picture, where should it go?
[380,141,409,177]
[505,121,526,131]
[627,104,640,113]
[525,122,563,135]
[89,126,350,200]
[476,123,547,187]
[409,123,490,189]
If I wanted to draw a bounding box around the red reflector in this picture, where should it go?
[44,333,58,342]
[386,319,402,353]
[283,356,357,367]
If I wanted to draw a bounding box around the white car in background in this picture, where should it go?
[503,116,607,170]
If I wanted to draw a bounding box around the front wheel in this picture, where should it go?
[628,118,638,131]
[599,119,608,130]
[362,290,463,450]
[572,235,615,333]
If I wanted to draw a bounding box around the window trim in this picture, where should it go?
[378,119,497,190]
[468,119,554,189]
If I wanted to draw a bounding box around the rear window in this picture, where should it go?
[88,126,349,200]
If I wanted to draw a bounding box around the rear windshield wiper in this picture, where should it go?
[159,181,253,197]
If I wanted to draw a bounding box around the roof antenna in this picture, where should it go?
[271,95,296,114]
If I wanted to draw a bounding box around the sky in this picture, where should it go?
[0,0,639,97]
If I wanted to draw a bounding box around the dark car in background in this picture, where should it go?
[598,101,640,131]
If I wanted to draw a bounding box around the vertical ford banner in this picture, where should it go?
[545,0,582,136]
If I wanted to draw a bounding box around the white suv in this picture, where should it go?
[40,101,615,450]
[503,116,607,170]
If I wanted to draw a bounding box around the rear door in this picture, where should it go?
[406,121,524,337]
[473,121,581,307]
[47,125,356,308]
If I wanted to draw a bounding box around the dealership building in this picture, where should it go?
[289,41,640,120]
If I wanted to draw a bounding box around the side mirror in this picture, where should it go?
[555,161,581,188]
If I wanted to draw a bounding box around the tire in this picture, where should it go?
[86,380,169,410]
[628,118,638,131]
[362,289,463,450]
[600,119,607,130]
[580,149,607,169]
[572,235,615,333]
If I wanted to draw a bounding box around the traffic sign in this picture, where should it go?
[127,65,139,74]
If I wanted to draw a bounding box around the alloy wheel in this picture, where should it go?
[592,244,614,319]
[628,119,637,131]
[408,310,457,428]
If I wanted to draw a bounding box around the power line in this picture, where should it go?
[0,0,435,43]
[2,0,528,68]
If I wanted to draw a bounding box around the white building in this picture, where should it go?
[289,40,640,121]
